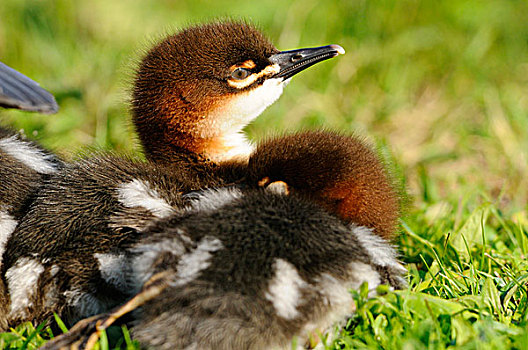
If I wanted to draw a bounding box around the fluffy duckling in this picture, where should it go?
[0,21,343,331]
[41,131,404,350]
[0,127,62,330]
[0,126,61,233]
[125,189,405,350]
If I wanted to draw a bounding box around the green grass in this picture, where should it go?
[1,0,527,349]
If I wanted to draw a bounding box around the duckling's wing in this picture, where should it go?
[0,62,58,114]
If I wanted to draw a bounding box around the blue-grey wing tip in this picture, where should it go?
[0,61,59,114]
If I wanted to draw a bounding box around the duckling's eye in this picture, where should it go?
[231,68,251,80]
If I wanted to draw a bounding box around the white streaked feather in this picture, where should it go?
[172,236,223,287]
[347,261,381,298]
[185,187,242,213]
[117,179,175,218]
[95,253,128,290]
[0,135,58,174]
[0,211,17,267]
[265,259,307,320]
[6,257,45,318]
[350,224,406,273]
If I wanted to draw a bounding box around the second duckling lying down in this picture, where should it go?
[45,186,405,350]
[129,189,406,350]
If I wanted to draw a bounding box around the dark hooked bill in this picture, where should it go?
[268,44,345,80]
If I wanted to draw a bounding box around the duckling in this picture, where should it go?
[0,22,344,330]
[43,184,404,350]
[123,133,403,350]
[0,127,56,330]
[0,61,58,114]
[126,189,405,350]
[0,132,62,328]
[40,131,404,350]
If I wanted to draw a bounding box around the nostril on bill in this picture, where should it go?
[291,54,303,62]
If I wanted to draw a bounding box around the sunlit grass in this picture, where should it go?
[336,196,528,349]
[1,0,527,349]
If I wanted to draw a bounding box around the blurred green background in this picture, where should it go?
[1,0,527,212]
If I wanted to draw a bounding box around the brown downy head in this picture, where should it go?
[248,131,401,239]
[132,21,344,164]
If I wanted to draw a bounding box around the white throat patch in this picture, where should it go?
[206,78,285,162]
